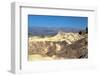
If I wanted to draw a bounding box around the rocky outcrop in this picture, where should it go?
[53,31,84,44]
[28,40,68,56]
[55,36,88,59]
[29,31,83,44]
[28,32,88,60]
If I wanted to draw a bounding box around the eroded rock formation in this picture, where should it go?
[28,31,88,60]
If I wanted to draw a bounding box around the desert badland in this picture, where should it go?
[28,29,88,61]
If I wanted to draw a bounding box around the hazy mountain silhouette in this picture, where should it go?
[28,26,84,36]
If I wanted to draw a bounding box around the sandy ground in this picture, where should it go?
[28,54,56,61]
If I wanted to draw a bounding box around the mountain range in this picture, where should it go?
[28,26,85,36]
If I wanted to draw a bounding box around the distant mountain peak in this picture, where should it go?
[57,30,65,36]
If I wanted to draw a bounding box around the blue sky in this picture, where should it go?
[28,15,88,29]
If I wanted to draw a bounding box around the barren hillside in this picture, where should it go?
[28,31,88,61]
